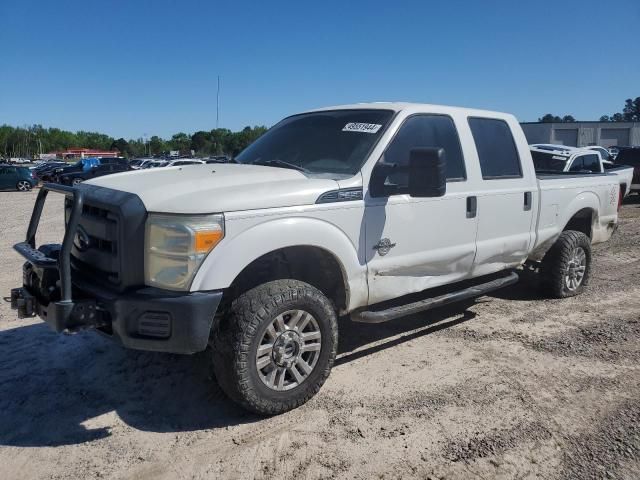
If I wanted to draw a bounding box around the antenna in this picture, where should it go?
[216,75,220,129]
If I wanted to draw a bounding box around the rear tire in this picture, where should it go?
[212,280,338,415]
[541,230,591,298]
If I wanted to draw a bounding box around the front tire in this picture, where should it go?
[212,280,338,415]
[16,180,32,191]
[541,230,591,298]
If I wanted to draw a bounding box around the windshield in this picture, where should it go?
[531,151,568,172]
[235,109,394,176]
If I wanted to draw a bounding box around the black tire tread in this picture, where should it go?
[541,230,591,299]
[212,279,338,415]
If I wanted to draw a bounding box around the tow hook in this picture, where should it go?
[10,288,36,319]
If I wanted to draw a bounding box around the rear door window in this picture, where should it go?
[582,154,601,173]
[569,157,584,172]
[468,118,522,179]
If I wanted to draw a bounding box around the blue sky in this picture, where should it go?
[1,0,638,139]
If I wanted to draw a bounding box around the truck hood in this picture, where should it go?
[85,164,340,213]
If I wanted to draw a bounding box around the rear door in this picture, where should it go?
[467,117,537,276]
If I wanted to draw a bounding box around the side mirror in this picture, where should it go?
[408,147,446,197]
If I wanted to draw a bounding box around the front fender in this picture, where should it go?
[190,216,368,310]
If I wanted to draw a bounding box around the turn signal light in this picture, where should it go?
[195,230,224,253]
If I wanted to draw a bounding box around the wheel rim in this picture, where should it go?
[255,309,322,391]
[17,181,30,191]
[564,246,586,291]
[72,178,82,186]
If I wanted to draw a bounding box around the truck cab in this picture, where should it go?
[10,103,621,415]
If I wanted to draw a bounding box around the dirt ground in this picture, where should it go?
[0,190,638,480]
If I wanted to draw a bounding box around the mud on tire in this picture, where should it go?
[211,279,338,415]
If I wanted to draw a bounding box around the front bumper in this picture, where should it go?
[10,283,222,354]
[10,183,223,354]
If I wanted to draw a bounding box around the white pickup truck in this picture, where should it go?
[530,144,634,197]
[11,103,621,414]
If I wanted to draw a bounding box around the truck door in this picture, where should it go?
[364,114,478,305]
[467,117,536,276]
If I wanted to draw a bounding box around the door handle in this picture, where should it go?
[524,192,532,211]
[466,196,477,218]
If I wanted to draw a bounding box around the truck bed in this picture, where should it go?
[530,172,619,261]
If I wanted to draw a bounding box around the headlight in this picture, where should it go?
[145,213,224,290]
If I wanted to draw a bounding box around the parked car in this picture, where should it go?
[165,159,205,167]
[59,162,130,186]
[52,157,101,180]
[32,161,68,182]
[145,161,169,168]
[11,103,622,415]
[530,144,634,197]
[608,146,621,160]
[0,165,36,191]
[205,156,232,164]
[129,158,155,170]
[614,147,640,194]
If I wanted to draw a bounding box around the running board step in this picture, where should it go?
[351,271,519,324]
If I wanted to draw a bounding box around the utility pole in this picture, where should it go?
[216,75,220,129]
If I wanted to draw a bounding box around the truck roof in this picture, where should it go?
[308,102,515,120]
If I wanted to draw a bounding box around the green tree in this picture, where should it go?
[539,114,562,123]
[149,135,166,155]
[110,138,131,156]
[191,131,212,153]
[169,133,191,152]
[622,97,640,121]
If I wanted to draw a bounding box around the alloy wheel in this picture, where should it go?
[17,181,31,191]
[255,309,322,391]
[564,246,586,291]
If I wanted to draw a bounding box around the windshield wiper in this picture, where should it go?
[253,159,310,173]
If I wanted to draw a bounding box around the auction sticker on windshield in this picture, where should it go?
[342,123,383,134]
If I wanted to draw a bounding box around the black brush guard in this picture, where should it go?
[10,183,102,332]
[10,183,223,354]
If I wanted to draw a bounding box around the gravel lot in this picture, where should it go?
[0,190,638,480]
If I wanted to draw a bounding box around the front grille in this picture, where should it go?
[68,186,147,292]
[71,255,119,284]
[82,204,111,219]
[71,200,121,285]
[88,235,115,254]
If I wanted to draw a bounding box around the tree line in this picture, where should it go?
[0,124,268,159]
[539,96,640,123]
